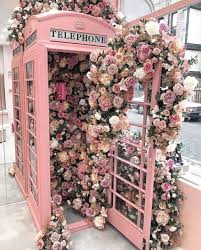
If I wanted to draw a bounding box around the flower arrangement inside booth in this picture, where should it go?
[8,0,124,44]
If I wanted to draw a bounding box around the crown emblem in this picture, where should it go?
[74,19,85,30]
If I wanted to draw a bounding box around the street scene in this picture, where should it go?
[127,109,201,162]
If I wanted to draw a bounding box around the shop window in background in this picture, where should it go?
[171,12,178,35]
[188,7,201,44]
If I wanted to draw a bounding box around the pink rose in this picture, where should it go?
[153,47,161,55]
[98,95,112,111]
[166,159,175,169]
[112,84,121,94]
[64,139,73,148]
[103,55,115,65]
[125,34,137,45]
[170,114,181,124]
[125,76,137,87]
[37,239,44,250]
[91,6,101,17]
[100,178,110,188]
[160,23,169,32]
[137,44,152,62]
[161,90,176,105]
[153,118,160,127]
[158,120,167,130]
[113,96,123,108]
[86,208,96,217]
[52,241,62,250]
[144,61,153,73]
[162,183,172,192]
[53,194,62,205]
[107,64,118,75]
[89,90,99,102]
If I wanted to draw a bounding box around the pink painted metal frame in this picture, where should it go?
[12,11,115,232]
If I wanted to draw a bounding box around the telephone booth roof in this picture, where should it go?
[23,11,116,53]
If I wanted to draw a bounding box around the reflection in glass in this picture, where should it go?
[29,149,36,169]
[13,67,19,80]
[26,62,33,79]
[28,116,35,134]
[28,99,34,115]
[13,81,20,94]
[27,80,34,97]
[30,181,38,203]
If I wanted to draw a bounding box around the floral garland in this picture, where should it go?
[8,0,124,44]
[87,19,197,249]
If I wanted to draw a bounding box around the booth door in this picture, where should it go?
[12,55,27,197]
[108,65,161,250]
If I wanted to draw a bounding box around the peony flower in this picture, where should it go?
[145,21,160,36]
[107,63,118,75]
[93,215,106,229]
[134,68,146,80]
[156,210,170,226]
[161,90,176,105]
[161,234,170,243]
[137,44,152,62]
[184,76,198,91]
[109,116,120,126]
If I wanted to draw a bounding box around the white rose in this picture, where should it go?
[116,11,125,20]
[184,76,198,91]
[169,226,177,232]
[93,215,106,230]
[103,125,110,132]
[166,143,177,153]
[79,99,86,106]
[50,139,58,149]
[145,21,160,36]
[109,116,120,126]
[134,68,146,80]
[94,112,101,120]
[161,233,170,243]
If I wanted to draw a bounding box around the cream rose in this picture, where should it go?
[58,151,69,162]
[93,215,106,230]
[145,21,160,36]
[50,139,58,149]
[156,210,170,226]
[184,76,198,91]
[94,112,101,120]
[109,116,120,126]
[161,233,170,243]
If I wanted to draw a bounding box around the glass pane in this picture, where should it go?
[27,80,34,97]
[28,116,35,134]
[15,134,22,148]
[16,121,21,135]
[13,67,19,80]
[26,62,33,79]
[14,95,20,107]
[16,158,23,174]
[29,149,36,170]
[16,145,22,160]
[14,108,20,121]
[116,197,138,225]
[27,99,35,115]
[30,181,38,203]
[29,133,36,152]
[13,81,20,94]
[30,164,37,185]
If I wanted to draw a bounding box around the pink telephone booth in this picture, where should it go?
[12,11,115,231]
